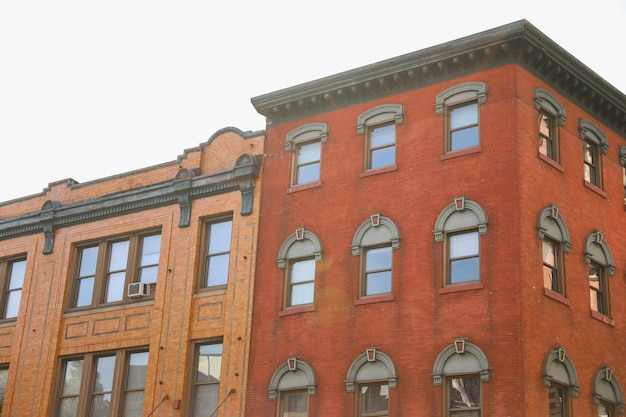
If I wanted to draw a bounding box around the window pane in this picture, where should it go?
[123,391,145,417]
[450,233,478,258]
[297,163,320,184]
[193,384,219,417]
[297,141,321,165]
[62,359,84,396]
[366,247,392,271]
[59,398,79,417]
[0,368,7,409]
[94,356,116,392]
[450,126,479,151]
[449,376,480,409]
[208,221,232,254]
[127,352,148,389]
[207,254,230,287]
[291,282,314,306]
[370,124,395,147]
[281,390,308,417]
[539,113,553,138]
[4,290,21,318]
[365,271,392,295]
[360,382,389,416]
[109,240,129,271]
[79,247,99,277]
[140,235,161,266]
[8,260,25,289]
[90,394,112,417]
[450,258,480,284]
[370,146,395,169]
[450,103,478,129]
[106,271,125,302]
[76,277,95,307]
[290,259,315,284]
[140,265,158,285]
[548,385,567,417]
[197,344,222,383]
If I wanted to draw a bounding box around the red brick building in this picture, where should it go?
[247,20,626,416]
[0,127,263,416]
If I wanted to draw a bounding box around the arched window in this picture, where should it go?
[432,339,490,417]
[351,214,401,298]
[345,348,398,417]
[534,88,566,163]
[433,197,488,287]
[543,347,579,416]
[537,205,572,296]
[286,122,328,187]
[356,104,403,171]
[579,119,608,189]
[277,228,323,309]
[435,82,487,154]
[584,231,615,318]
[268,357,316,417]
[593,366,625,416]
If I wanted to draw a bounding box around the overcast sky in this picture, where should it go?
[1,0,624,202]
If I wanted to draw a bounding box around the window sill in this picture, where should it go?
[441,146,481,161]
[354,293,394,305]
[591,310,615,326]
[0,318,17,328]
[287,180,322,193]
[194,287,227,298]
[279,305,315,316]
[538,153,564,172]
[584,181,607,198]
[360,165,397,178]
[64,298,154,318]
[439,281,483,294]
[543,288,570,306]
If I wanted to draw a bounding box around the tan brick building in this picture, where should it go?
[245,20,626,416]
[0,127,263,416]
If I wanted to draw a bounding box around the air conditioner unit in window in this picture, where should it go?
[128,282,150,298]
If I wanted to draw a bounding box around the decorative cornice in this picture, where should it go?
[0,153,261,254]
[251,20,626,138]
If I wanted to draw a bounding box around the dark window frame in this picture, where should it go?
[589,261,610,316]
[197,215,233,292]
[285,257,316,308]
[365,121,396,171]
[0,255,26,320]
[292,139,322,186]
[189,340,223,417]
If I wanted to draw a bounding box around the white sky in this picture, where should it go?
[1,0,624,202]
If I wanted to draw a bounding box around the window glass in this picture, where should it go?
[280,389,308,417]
[139,235,161,284]
[105,241,129,303]
[4,259,25,318]
[205,220,233,287]
[449,232,479,284]
[289,259,315,306]
[59,359,84,417]
[359,381,389,417]
[364,246,392,296]
[449,375,480,416]
[542,239,560,293]
[123,352,148,417]
[584,140,599,185]
[90,355,116,417]
[539,112,556,159]
[193,343,223,417]
[295,141,321,185]
[589,263,608,315]
[450,103,479,151]
[548,384,569,417]
[598,400,613,417]
[0,366,7,414]
[369,124,396,169]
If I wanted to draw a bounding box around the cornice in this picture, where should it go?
[251,20,626,138]
[0,153,261,254]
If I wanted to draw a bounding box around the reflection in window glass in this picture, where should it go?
[539,111,556,160]
[449,232,479,284]
[59,359,84,417]
[450,103,479,151]
[359,381,389,417]
[548,384,570,417]
[449,375,480,416]
[584,140,599,185]
[123,352,148,417]
[295,141,321,185]
[91,355,116,417]
[542,239,560,293]
[589,263,608,315]
[364,247,392,296]
[193,343,223,417]
[369,124,396,169]
[280,389,308,417]
[0,366,7,414]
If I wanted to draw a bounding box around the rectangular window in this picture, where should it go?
[448,375,481,416]
[191,342,223,417]
[293,140,321,185]
[57,349,148,417]
[449,103,479,152]
[548,383,571,417]
[279,389,308,417]
[0,365,8,414]
[0,257,26,319]
[589,263,609,316]
[71,231,161,309]
[199,218,233,289]
[539,110,558,161]
[362,246,392,296]
[286,258,315,307]
[542,239,563,294]
[367,123,396,170]
[584,139,601,187]
[358,381,388,417]
[448,231,480,284]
